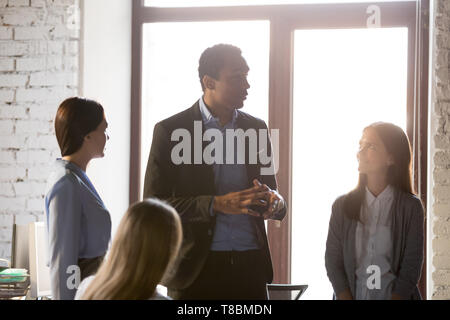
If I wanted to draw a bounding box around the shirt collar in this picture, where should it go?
[198,97,238,127]
[365,184,394,207]
[56,158,85,174]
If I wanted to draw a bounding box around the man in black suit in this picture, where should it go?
[144,44,287,300]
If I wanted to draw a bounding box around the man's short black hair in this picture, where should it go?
[198,44,245,91]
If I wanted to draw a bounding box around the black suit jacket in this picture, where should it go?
[143,101,287,290]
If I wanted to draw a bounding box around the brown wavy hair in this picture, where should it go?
[344,122,414,221]
[55,97,104,157]
[81,198,182,300]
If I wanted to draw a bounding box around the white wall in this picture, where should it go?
[81,0,131,238]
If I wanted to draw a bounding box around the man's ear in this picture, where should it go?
[203,75,215,90]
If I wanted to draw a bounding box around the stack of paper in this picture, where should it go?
[0,269,28,283]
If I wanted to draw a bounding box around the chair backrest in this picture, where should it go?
[12,224,29,270]
[28,222,51,299]
[267,284,308,300]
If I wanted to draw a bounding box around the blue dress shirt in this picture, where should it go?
[199,97,260,252]
[44,159,111,300]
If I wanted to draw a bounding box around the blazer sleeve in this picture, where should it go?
[325,198,350,296]
[47,175,82,300]
[392,197,425,298]
[143,122,214,223]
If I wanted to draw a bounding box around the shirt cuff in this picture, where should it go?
[209,196,215,217]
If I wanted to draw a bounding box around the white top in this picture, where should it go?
[355,185,396,300]
[74,275,172,300]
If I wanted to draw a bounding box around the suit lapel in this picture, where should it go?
[236,112,259,187]
[189,102,216,194]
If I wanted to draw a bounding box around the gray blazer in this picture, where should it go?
[325,188,424,300]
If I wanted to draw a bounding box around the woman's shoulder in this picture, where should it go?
[46,170,82,198]
[396,190,424,214]
[150,285,172,300]
[46,161,83,196]
[74,275,95,300]
[331,193,349,212]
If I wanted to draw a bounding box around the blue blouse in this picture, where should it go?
[44,159,111,300]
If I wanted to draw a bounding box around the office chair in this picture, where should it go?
[267,284,308,300]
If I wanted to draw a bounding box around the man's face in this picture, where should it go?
[210,56,250,111]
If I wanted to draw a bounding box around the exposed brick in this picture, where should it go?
[434,255,450,270]
[15,119,50,134]
[434,186,450,201]
[0,166,26,181]
[27,165,49,180]
[0,89,14,102]
[0,227,12,242]
[26,134,58,149]
[12,181,46,197]
[0,182,15,197]
[13,213,36,225]
[0,119,14,134]
[0,150,15,163]
[0,214,13,228]
[15,57,45,71]
[64,40,78,55]
[29,71,77,86]
[0,41,28,56]
[16,87,68,102]
[0,27,13,40]
[8,0,31,7]
[14,26,51,41]
[431,0,450,299]
[26,197,44,211]
[28,103,56,120]
[16,149,52,164]
[434,203,450,218]
[30,0,45,7]
[0,242,12,261]
[0,104,28,119]
[0,135,25,148]
[434,238,450,269]
[0,73,28,87]
[0,58,14,71]
[2,8,38,26]
[0,196,26,211]
[433,270,450,285]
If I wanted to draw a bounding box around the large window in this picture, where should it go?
[291,27,408,299]
[131,0,428,299]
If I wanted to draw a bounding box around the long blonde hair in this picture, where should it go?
[81,198,182,300]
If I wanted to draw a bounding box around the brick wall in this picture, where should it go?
[431,0,450,300]
[0,0,79,261]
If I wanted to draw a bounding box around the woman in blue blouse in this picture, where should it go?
[45,97,112,300]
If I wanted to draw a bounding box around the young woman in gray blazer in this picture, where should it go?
[325,122,424,300]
